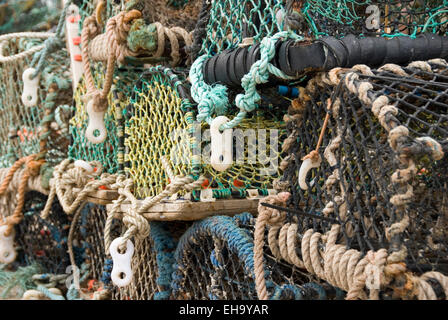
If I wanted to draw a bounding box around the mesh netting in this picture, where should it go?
[0,38,72,168]
[77,0,201,32]
[172,213,343,300]
[124,66,193,198]
[198,0,285,56]
[293,0,448,38]
[112,221,188,300]
[0,0,61,35]
[69,65,139,174]
[125,66,287,199]
[72,203,188,300]
[15,191,71,275]
[280,60,448,291]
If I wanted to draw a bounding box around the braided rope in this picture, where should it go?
[105,170,206,252]
[40,159,119,218]
[190,31,302,129]
[0,155,44,236]
[81,10,141,113]
[0,32,54,63]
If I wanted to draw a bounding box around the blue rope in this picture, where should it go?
[36,285,65,300]
[149,222,177,300]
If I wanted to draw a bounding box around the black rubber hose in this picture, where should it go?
[203,33,448,87]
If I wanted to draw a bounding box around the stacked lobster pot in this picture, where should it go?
[1,0,448,301]
[0,3,74,299]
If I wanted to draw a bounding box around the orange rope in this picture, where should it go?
[0,155,45,236]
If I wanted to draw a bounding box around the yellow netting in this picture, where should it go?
[124,66,286,199]
[201,114,286,195]
[124,68,193,199]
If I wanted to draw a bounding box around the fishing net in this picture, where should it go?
[69,65,139,174]
[0,35,72,168]
[15,191,71,275]
[124,66,193,198]
[198,0,285,57]
[112,221,188,300]
[288,0,448,38]
[278,59,448,299]
[77,0,201,32]
[71,203,188,300]
[0,0,61,35]
[172,213,343,300]
[124,66,286,199]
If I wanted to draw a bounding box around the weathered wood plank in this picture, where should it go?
[106,198,260,221]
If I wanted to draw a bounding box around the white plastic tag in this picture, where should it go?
[110,237,134,287]
[0,225,16,264]
[85,100,107,144]
[21,68,39,107]
[74,160,94,173]
[210,116,233,171]
[247,189,260,199]
[298,157,322,190]
[200,188,215,202]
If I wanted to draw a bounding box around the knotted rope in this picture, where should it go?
[105,158,206,252]
[0,155,45,236]
[262,60,448,300]
[40,159,118,218]
[151,22,193,67]
[81,10,141,113]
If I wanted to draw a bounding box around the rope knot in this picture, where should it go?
[87,92,108,113]
[122,206,150,240]
[302,150,320,162]
[258,192,290,226]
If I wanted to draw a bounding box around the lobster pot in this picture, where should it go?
[69,65,140,174]
[125,66,287,200]
[280,60,448,292]
[198,0,285,57]
[15,191,71,274]
[172,213,340,300]
[0,37,72,168]
[291,0,448,38]
[112,221,188,300]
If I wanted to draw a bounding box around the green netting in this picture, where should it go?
[0,0,61,35]
[69,64,140,174]
[199,0,285,56]
[294,0,448,38]
[0,37,72,168]
[124,66,288,199]
[78,0,200,32]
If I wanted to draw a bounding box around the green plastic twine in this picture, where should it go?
[189,55,230,125]
[190,31,303,130]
